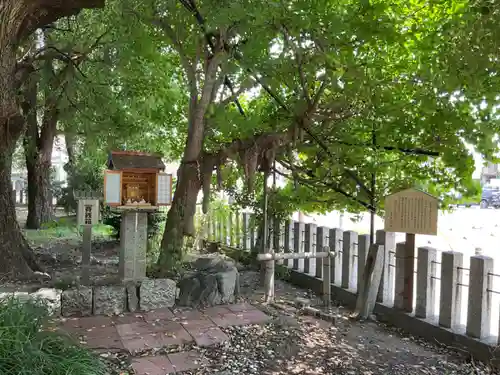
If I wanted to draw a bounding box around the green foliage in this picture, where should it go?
[0,298,107,375]
[101,207,168,241]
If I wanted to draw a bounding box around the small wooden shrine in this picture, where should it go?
[103,151,172,209]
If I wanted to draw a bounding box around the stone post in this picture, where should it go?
[217,213,224,242]
[227,212,233,246]
[415,246,437,319]
[284,220,294,268]
[376,230,396,305]
[242,213,250,250]
[81,225,92,285]
[394,242,406,310]
[304,223,316,275]
[293,222,304,271]
[357,234,370,294]
[439,251,464,329]
[234,212,241,248]
[250,214,256,249]
[341,231,358,290]
[119,211,147,281]
[316,227,329,279]
[466,255,494,339]
[329,228,343,285]
[273,219,283,265]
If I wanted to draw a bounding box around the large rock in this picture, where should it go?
[61,286,93,316]
[93,285,126,315]
[139,279,176,311]
[177,255,240,308]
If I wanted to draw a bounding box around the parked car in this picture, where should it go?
[480,184,500,208]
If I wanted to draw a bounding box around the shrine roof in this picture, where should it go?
[107,151,165,171]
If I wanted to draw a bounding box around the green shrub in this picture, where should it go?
[0,298,107,375]
[101,206,167,240]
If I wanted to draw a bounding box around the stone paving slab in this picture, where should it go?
[56,303,270,374]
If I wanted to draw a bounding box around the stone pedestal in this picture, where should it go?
[119,211,147,281]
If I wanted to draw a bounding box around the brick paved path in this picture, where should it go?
[58,303,270,374]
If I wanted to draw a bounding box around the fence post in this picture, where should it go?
[316,227,328,279]
[394,242,406,310]
[304,223,316,275]
[341,231,358,290]
[250,214,256,249]
[242,213,250,250]
[357,234,370,294]
[376,230,396,305]
[284,220,294,268]
[293,222,304,271]
[227,212,233,246]
[235,211,241,248]
[466,255,494,339]
[273,219,283,265]
[218,213,224,242]
[439,251,464,329]
[329,228,343,285]
[415,246,437,319]
[323,252,331,306]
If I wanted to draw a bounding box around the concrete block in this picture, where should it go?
[293,222,305,271]
[316,227,329,279]
[394,243,406,309]
[376,230,396,305]
[341,231,358,290]
[329,228,343,285]
[415,246,437,319]
[357,235,370,294]
[140,279,176,311]
[303,223,316,275]
[61,287,92,317]
[93,285,126,315]
[31,288,62,316]
[439,251,464,329]
[466,255,494,339]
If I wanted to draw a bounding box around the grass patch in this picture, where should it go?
[23,216,115,246]
[0,298,107,375]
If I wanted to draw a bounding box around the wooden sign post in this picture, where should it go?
[75,191,101,285]
[384,188,438,313]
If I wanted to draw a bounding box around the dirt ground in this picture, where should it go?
[4,208,497,374]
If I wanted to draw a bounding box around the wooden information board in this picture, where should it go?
[384,188,438,235]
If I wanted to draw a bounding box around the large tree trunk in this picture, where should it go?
[0,137,36,278]
[157,162,202,273]
[0,0,105,278]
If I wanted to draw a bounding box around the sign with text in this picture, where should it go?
[384,188,438,235]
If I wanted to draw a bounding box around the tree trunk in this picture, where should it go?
[157,162,201,273]
[25,157,53,229]
[0,125,38,278]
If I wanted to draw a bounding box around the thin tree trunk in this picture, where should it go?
[22,74,56,229]
[25,157,53,229]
